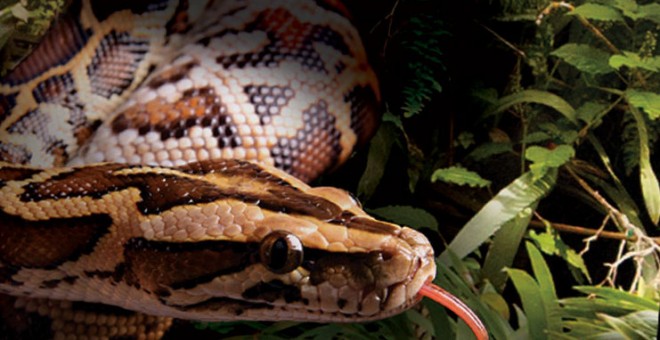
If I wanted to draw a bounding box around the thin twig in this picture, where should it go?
[565,166,660,289]
[528,217,660,246]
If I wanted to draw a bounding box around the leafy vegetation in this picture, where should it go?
[334,0,660,338]
[1,0,659,339]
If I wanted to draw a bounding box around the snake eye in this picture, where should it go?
[259,231,303,274]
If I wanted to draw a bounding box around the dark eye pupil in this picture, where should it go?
[269,238,288,270]
[259,231,303,274]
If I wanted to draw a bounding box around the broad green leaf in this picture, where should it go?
[522,131,551,144]
[481,205,535,291]
[537,122,578,144]
[639,3,660,24]
[431,165,491,188]
[551,43,613,75]
[526,242,562,334]
[573,286,659,311]
[506,268,547,340]
[439,170,557,262]
[467,142,513,160]
[512,306,529,338]
[625,102,660,224]
[576,101,609,125]
[481,291,509,320]
[615,1,660,23]
[10,3,30,22]
[570,3,624,21]
[456,131,476,149]
[610,52,660,72]
[525,145,575,178]
[529,230,591,282]
[525,145,575,166]
[357,123,396,201]
[486,89,578,124]
[626,89,660,120]
[368,205,439,231]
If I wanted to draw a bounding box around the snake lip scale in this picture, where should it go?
[0,0,482,339]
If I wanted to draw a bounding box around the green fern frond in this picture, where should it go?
[399,14,447,118]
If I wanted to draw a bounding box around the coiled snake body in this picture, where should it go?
[0,1,437,338]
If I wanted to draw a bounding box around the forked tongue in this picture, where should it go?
[418,283,489,340]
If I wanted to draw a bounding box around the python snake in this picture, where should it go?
[0,1,485,339]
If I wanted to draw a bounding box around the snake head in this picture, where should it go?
[124,160,435,322]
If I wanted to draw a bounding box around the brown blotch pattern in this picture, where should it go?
[86,30,150,99]
[345,85,380,147]
[0,143,31,165]
[19,163,127,202]
[0,166,40,188]
[0,92,17,126]
[147,61,198,89]
[110,87,240,147]
[244,85,294,124]
[0,211,112,269]
[271,100,341,182]
[216,8,350,73]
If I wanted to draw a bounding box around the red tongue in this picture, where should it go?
[418,283,489,340]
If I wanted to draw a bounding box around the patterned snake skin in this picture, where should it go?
[0,1,437,338]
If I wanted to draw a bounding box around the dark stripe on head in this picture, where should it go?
[19,163,127,202]
[122,237,388,301]
[0,211,111,269]
[331,212,399,236]
[304,248,383,287]
[121,238,258,294]
[19,161,343,219]
[178,160,345,218]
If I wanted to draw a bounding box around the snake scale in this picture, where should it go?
[0,1,486,339]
